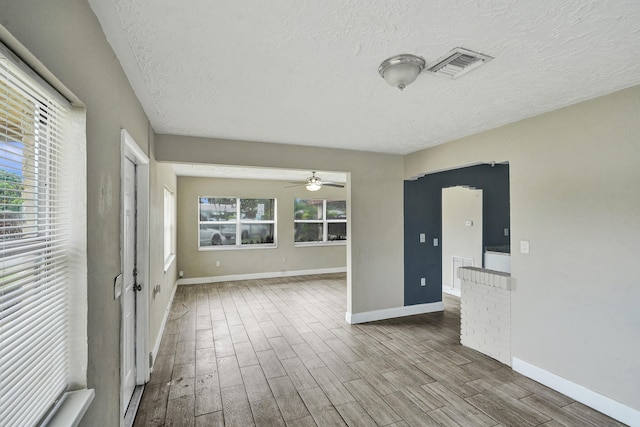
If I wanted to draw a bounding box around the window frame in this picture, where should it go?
[294,199,347,246]
[163,186,176,270]
[198,196,277,250]
[0,40,91,426]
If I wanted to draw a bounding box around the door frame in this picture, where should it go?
[120,129,150,422]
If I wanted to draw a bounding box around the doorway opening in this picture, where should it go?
[403,162,510,306]
[442,186,483,296]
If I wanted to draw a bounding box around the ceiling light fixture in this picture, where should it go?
[286,171,345,191]
[305,181,322,192]
[305,172,322,191]
[378,54,426,90]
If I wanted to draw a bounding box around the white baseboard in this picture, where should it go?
[345,301,444,324]
[177,267,347,285]
[150,281,178,369]
[442,286,461,297]
[512,358,640,427]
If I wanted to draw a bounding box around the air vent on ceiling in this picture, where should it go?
[426,47,493,79]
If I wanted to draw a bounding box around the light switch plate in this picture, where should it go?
[520,240,530,254]
[419,233,426,243]
[114,273,123,299]
[433,238,439,247]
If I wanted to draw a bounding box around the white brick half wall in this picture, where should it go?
[459,267,512,366]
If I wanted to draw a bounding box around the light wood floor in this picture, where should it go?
[134,274,625,427]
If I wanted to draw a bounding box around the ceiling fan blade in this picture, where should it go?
[285,183,306,188]
[323,183,345,188]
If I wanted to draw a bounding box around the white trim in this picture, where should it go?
[163,254,176,273]
[122,130,149,165]
[294,241,348,248]
[345,301,445,324]
[512,358,640,427]
[150,282,178,369]
[177,267,347,285]
[198,244,279,252]
[65,108,89,389]
[120,129,150,426]
[43,389,95,427]
[163,186,176,267]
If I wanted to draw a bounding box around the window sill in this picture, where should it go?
[163,254,176,273]
[198,244,278,252]
[295,241,347,248]
[43,389,95,427]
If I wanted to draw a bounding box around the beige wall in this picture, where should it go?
[149,135,178,356]
[177,176,346,279]
[0,2,174,424]
[406,86,640,411]
[157,135,405,314]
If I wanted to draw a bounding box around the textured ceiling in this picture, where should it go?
[90,0,640,155]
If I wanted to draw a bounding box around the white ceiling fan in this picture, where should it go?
[286,171,345,192]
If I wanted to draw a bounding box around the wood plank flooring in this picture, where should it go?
[134,274,625,427]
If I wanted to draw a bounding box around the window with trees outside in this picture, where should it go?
[294,199,347,244]
[1,44,87,425]
[199,197,276,249]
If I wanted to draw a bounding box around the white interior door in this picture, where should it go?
[122,157,137,412]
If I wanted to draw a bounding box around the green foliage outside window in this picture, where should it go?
[0,170,24,212]
[0,170,24,238]
[294,199,346,243]
[294,199,321,220]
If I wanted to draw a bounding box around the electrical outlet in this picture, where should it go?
[504,228,509,236]
[433,238,438,247]
[420,277,426,286]
[216,260,221,267]
[520,240,530,254]
[419,233,426,243]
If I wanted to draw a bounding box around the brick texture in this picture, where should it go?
[459,267,511,366]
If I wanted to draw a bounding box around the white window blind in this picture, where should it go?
[1,47,73,426]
